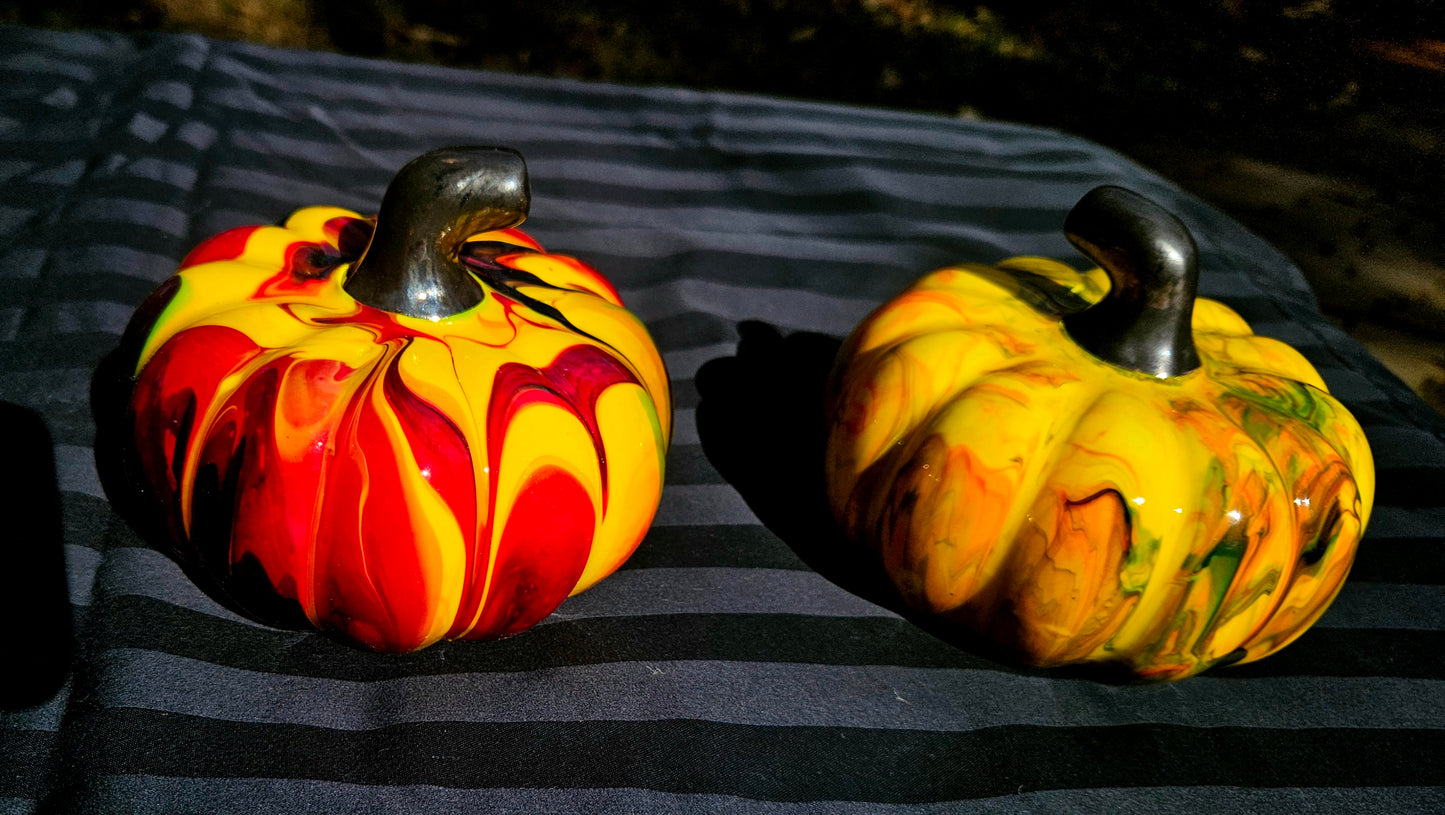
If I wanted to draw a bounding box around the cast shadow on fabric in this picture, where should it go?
[0,402,72,710]
[691,322,990,640]
[693,322,890,604]
[693,321,1151,683]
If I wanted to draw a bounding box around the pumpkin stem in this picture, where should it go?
[344,146,530,321]
[1061,185,1201,378]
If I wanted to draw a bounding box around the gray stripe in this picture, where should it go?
[3,27,124,58]
[0,159,36,183]
[0,370,95,444]
[207,164,379,213]
[0,248,46,279]
[0,51,98,82]
[0,681,70,734]
[1365,506,1445,539]
[0,306,22,342]
[54,444,103,499]
[68,198,190,238]
[51,244,175,281]
[1315,581,1445,630]
[78,776,1445,815]
[142,79,194,109]
[653,484,758,527]
[66,543,100,607]
[94,649,1445,732]
[0,205,35,236]
[119,156,199,190]
[81,546,268,628]
[49,300,136,335]
[126,110,170,143]
[673,407,699,446]
[0,796,37,815]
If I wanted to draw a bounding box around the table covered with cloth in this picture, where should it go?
[2,24,1443,814]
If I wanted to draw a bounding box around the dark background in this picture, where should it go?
[6,0,1442,412]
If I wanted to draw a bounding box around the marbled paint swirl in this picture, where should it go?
[825,258,1374,680]
[130,207,671,652]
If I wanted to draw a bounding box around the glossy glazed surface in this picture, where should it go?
[825,257,1374,680]
[130,206,671,652]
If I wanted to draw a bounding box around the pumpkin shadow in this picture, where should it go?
[91,339,313,633]
[0,402,73,710]
[693,321,898,611]
[694,320,1147,685]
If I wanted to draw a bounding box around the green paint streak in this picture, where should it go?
[1222,379,1330,437]
[1119,532,1158,594]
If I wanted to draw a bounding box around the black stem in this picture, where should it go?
[343,146,530,320]
[1060,185,1201,378]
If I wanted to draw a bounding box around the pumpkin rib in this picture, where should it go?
[1202,376,1373,663]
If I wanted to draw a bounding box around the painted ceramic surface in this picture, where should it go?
[130,206,671,652]
[825,257,1374,680]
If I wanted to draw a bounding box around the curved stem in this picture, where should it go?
[343,146,530,321]
[1060,185,1201,378]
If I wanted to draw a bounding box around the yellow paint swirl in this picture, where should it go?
[825,258,1374,680]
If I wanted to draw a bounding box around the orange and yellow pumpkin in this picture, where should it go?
[825,186,1373,680]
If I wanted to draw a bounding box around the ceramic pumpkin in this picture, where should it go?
[122,147,671,652]
[825,186,1373,680]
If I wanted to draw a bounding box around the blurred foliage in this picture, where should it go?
[5,2,1440,173]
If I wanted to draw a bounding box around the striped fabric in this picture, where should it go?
[2,24,1443,813]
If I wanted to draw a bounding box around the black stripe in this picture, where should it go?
[669,383,700,411]
[662,444,726,486]
[92,595,1445,680]
[96,595,993,678]
[73,708,1445,800]
[63,494,137,552]
[0,727,56,800]
[3,275,161,313]
[1351,536,1445,584]
[645,311,738,351]
[622,525,805,571]
[1374,467,1445,510]
[1354,403,1445,440]
[0,333,120,371]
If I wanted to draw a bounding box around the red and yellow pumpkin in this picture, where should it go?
[825,186,1373,680]
[124,147,671,652]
